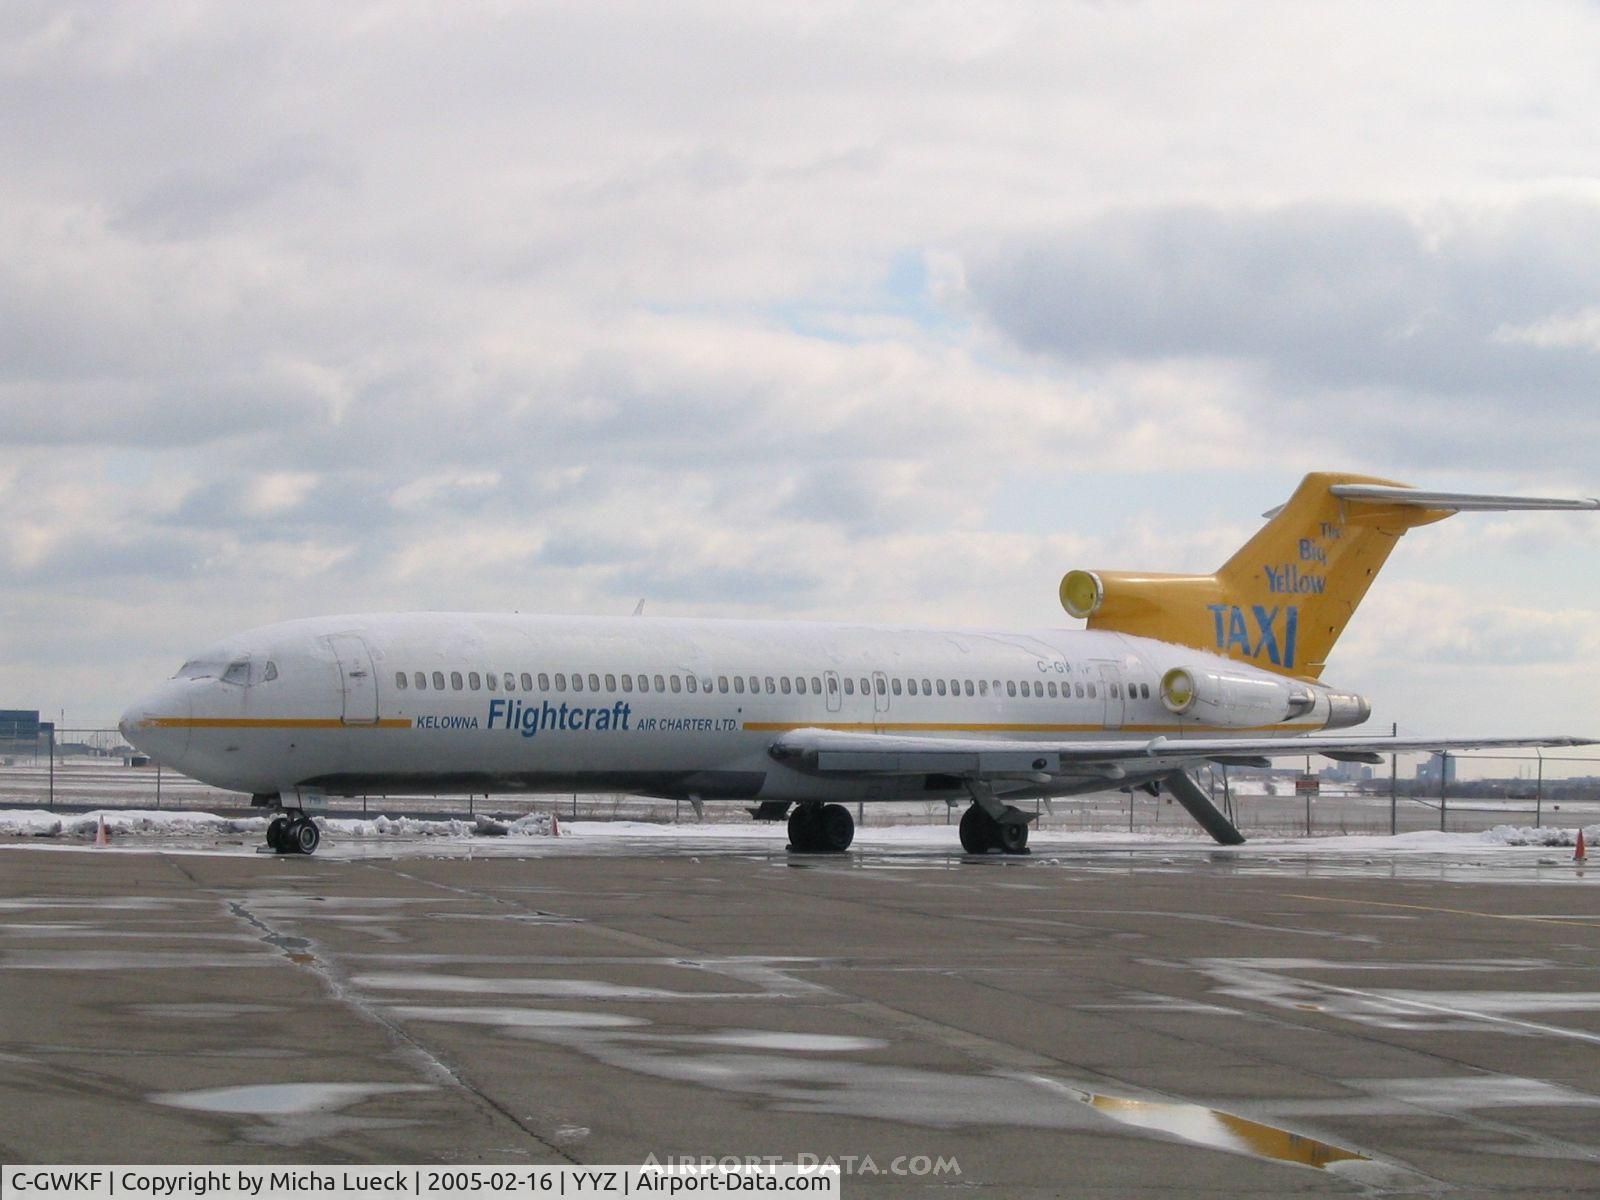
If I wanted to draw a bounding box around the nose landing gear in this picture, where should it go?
[265,812,320,855]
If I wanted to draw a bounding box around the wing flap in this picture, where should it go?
[774,728,1594,777]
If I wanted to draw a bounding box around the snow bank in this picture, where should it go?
[1480,823,1600,847]
[0,808,558,840]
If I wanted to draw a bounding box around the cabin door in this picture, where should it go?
[1097,662,1125,731]
[326,634,379,725]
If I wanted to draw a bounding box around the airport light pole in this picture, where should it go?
[1535,750,1543,828]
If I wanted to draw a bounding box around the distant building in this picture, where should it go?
[0,709,53,758]
[1416,752,1458,787]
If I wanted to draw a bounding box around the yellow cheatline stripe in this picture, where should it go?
[1283,894,1600,930]
[742,721,1323,735]
[146,717,411,730]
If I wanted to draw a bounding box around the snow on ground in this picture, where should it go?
[0,808,1593,855]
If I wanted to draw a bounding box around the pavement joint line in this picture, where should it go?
[218,883,580,1164]
[1282,892,1600,930]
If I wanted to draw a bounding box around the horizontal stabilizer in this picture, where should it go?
[1328,484,1600,512]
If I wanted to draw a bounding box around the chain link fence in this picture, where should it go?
[2,731,1596,836]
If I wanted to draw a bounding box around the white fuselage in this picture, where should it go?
[120,612,1351,804]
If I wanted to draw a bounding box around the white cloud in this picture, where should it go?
[0,2,1597,737]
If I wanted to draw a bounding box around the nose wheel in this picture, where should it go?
[265,813,321,855]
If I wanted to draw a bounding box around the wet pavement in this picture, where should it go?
[0,835,1596,1196]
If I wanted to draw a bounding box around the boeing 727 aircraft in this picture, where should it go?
[120,473,1597,855]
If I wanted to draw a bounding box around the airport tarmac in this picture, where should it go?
[1,831,1596,1197]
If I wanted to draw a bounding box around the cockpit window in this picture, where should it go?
[222,659,251,686]
[263,662,279,682]
[174,660,222,680]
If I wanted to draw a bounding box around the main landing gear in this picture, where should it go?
[787,802,855,853]
[959,803,1031,855]
[266,812,320,855]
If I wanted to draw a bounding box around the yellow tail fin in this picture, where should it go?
[1060,472,1597,679]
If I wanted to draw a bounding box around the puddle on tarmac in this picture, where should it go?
[149,1081,437,1147]
[353,972,786,1002]
[0,949,279,970]
[1063,1085,1370,1171]
[135,1003,286,1019]
[652,1031,890,1053]
[1194,958,1600,1040]
[152,1081,432,1115]
[388,1005,648,1029]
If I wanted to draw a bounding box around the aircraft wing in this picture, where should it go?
[769,728,1595,776]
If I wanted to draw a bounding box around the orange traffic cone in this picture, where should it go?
[95,816,109,847]
[1576,828,1587,863]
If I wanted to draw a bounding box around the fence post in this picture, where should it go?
[1439,754,1448,832]
[47,728,54,810]
[1535,750,1543,828]
[1389,753,1397,836]
[156,761,162,809]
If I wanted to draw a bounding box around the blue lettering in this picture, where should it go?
[1226,607,1252,655]
[1251,604,1281,665]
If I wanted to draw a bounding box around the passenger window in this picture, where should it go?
[763,677,774,694]
[1143,683,1151,699]
[905,679,917,695]
[656,675,666,691]
[862,678,871,695]
[686,676,697,693]
[795,677,806,695]
[263,662,279,682]
[1048,681,1058,698]
[451,671,464,691]
[936,679,947,696]
[414,672,427,690]
[505,673,517,691]
[891,679,902,695]
[1006,681,1016,697]
[844,678,855,695]
[922,678,932,694]
[1088,684,1097,698]
[466,672,479,690]
[622,674,633,692]
[878,678,888,696]
[749,676,760,694]
[811,676,821,693]
[534,673,546,690]
[555,673,567,691]
[670,675,682,693]
[1110,683,1119,698]
[486,673,497,691]
[605,674,616,691]
[589,673,600,691]
[978,680,988,696]
[733,676,744,694]
[432,671,446,690]
[827,676,838,694]
[572,674,583,693]
[637,675,650,693]
[396,672,408,690]
[777,677,789,694]
[962,680,973,696]
[716,676,727,693]
[1075,683,1084,698]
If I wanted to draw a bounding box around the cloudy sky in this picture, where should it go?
[3,2,1599,768]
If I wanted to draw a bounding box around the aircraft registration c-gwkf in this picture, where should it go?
[121,473,1598,856]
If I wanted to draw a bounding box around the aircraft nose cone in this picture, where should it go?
[119,684,192,763]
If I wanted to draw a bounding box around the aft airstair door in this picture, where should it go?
[824,671,842,714]
[1098,663,1125,731]
[327,634,379,725]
